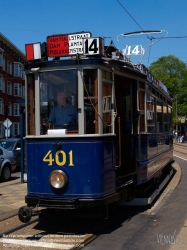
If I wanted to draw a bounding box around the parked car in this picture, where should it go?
[0,146,16,181]
[0,138,21,168]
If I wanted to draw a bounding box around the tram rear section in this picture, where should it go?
[18,31,173,223]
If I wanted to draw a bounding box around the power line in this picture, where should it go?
[116,0,146,32]
[153,36,187,39]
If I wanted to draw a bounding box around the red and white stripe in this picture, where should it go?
[25,43,41,60]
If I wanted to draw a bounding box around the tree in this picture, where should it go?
[149,55,187,125]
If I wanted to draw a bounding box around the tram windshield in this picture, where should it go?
[40,70,78,134]
[27,70,78,135]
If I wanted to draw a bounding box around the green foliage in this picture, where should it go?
[149,55,187,125]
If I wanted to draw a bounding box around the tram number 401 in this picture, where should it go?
[43,150,74,166]
[83,37,104,55]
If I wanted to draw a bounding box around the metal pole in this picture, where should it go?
[20,106,24,183]
[176,96,178,142]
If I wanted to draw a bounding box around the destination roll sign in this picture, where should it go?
[47,32,92,57]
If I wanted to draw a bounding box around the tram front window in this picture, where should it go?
[39,70,78,135]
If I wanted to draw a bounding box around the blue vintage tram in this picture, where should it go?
[18,31,173,222]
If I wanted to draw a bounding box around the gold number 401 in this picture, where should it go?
[43,150,74,166]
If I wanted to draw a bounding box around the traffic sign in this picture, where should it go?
[3,118,12,128]
[5,128,10,137]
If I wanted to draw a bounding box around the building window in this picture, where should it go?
[19,84,22,96]
[7,61,12,75]
[2,78,5,93]
[0,76,5,92]
[22,70,25,80]
[14,83,18,96]
[3,57,5,71]
[0,123,4,138]
[8,102,12,116]
[14,103,20,116]
[7,82,12,95]
[22,86,25,98]
[13,123,20,137]
[14,63,24,78]
[0,51,3,67]
[14,83,22,97]
[0,99,4,114]
[0,75,3,90]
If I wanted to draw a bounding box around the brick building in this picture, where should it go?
[0,33,25,138]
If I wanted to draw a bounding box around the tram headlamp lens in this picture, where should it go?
[49,170,68,189]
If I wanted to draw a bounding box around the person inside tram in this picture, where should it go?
[48,91,78,130]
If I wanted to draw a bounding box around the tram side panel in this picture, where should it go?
[26,136,116,200]
[138,133,173,185]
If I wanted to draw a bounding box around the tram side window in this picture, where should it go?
[146,94,156,133]
[39,70,78,134]
[139,91,145,132]
[102,70,113,134]
[27,74,35,135]
[163,103,168,132]
[84,69,98,134]
[168,106,172,132]
[157,100,163,132]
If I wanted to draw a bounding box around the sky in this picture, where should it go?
[1,0,187,67]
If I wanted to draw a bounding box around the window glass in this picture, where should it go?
[139,91,145,132]
[2,78,5,93]
[157,100,163,132]
[3,57,5,70]
[168,106,172,132]
[14,63,23,78]
[163,103,168,132]
[8,103,12,115]
[27,74,35,135]
[14,103,20,116]
[7,61,12,74]
[103,82,112,134]
[14,64,19,77]
[146,94,155,132]
[14,83,18,96]
[0,99,4,114]
[0,75,3,90]
[83,69,98,134]
[8,82,12,95]
[0,52,2,66]
[40,70,78,135]
[0,123,3,138]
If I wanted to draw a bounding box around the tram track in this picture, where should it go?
[0,218,39,239]
[0,207,135,250]
[173,143,187,159]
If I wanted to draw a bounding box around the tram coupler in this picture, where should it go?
[18,206,32,223]
[18,205,44,223]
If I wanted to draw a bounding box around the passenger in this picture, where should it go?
[48,91,78,130]
[180,134,184,143]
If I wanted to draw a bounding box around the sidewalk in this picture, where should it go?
[0,178,27,221]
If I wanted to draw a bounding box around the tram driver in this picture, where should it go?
[48,91,78,130]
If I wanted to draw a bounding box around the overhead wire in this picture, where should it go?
[116,0,155,64]
[116,0,147,36]
[116,0,173,64]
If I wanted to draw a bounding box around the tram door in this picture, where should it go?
[115,76,136,181]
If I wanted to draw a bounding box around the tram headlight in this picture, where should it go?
[49,170,68,189]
